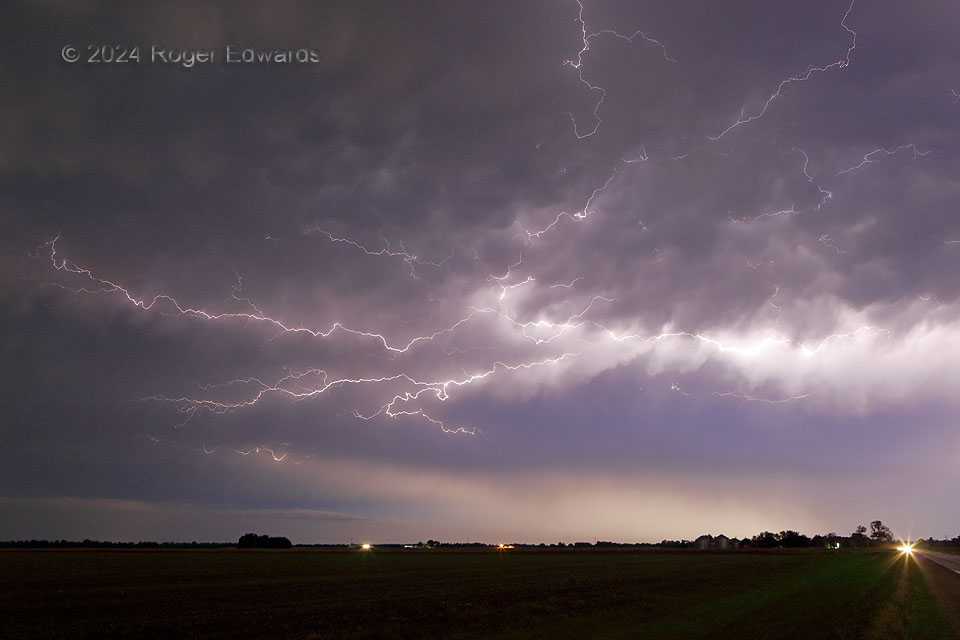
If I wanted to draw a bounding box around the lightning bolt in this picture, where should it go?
[835,144,935,176]
[304,226,451,269]
[37,232,900,456]
[670,382,810,405]
[28,0,945,466]
[721,147,830,224]
[819,234,847,254]
[518,162,624,240]
[564,0,675,138]
[709,0,858,140]
[37,235,486,355]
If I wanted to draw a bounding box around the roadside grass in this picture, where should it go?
[904,559,956,638]
[0,548,953,639]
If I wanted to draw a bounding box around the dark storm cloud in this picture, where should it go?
[3,0,960,541]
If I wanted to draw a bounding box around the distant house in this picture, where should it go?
[715,534,730,550]
[729,538,740,549]
[695,534,713,550]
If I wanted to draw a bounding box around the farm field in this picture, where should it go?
[1,547,954,639]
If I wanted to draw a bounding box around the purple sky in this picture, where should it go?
[3,0,960,543]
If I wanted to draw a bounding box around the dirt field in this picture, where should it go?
[1,547,954,639]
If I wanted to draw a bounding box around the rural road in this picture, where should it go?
[919,551,960,575]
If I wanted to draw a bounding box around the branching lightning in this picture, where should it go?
[709,0,857,140]
[670,382,810,405]
[834,144,935,176]
[565,0,675,138]
[27,0,945,467]
[518,163,623,239]
[304,226,451,269]
[38,235,484,355]
[819,234,847,254]
[38,227,894,449]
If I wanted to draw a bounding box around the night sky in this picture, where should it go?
[3,0,959,544]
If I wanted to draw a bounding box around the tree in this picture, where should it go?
[850,525,869,548]
[752,531,779,548]
[870,520,893,543]
[777,530,811,548]
[238,533,292,549]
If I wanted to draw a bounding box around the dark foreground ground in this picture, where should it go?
[1,547,955,639]
[917,551,960,636]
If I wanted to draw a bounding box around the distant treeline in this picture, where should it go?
[0,539,235,549]
[664,520,960,550]
[3,525,958,550]
[237,533,292,549]
[920,536,960,550]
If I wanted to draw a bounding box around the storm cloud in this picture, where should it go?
[2,0,959,543]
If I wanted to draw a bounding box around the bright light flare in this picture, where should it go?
[361,543,372,550]
[896,542,914,554]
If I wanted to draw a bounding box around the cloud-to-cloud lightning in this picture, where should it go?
[709,0,858,140]
[6,0,960,543]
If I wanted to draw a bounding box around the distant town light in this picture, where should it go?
[361,543,372,550]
